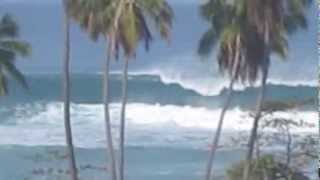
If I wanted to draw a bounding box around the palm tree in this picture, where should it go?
[0,14,30,96]
[67,2,173,180]
[198,1,268,179]
[67,1,118,180]
[62,0,79,180]
[199,2,242,180]
[198,0,308,179]
[111,1,173,180]
[242,0,310,179]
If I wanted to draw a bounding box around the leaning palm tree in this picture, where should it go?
[242,0,310,179]
[0,14,30,96]
[198,0,299,179]
[62,0,79,180]
[198,1,266,179]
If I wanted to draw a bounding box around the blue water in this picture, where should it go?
[0,74,317,180]
[0,145,247,180]
[1,74,316,108]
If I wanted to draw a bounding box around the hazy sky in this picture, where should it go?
[2,0,317,88]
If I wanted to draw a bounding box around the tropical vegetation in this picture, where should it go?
[67,1,173,180]
[198,0,310,179]
[0,14,30,96]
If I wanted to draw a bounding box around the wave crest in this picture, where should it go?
[128,70,316,96]
[0,102,316,148]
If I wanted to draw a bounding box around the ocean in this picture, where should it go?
[0,1,318,180]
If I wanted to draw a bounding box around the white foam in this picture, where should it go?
[124,53,317,96]
[0,102,317,148]
[268,78,317,87]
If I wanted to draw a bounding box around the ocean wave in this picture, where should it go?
[0,102,316,148]
[128,70,317,96]
[22,72,316,99]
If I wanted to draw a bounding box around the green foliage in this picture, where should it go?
[0,14,31,96]
[227,155,309,180]
[68,0,173,59]
[67,0,114,41]
[198,0,309,84]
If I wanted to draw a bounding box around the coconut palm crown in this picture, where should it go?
[198,0,310,85]
[0,14,31,96]
[67,0,173,58]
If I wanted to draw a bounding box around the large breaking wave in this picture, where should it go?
[0,102,316,148]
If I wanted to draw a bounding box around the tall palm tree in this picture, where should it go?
[242,0,310,179]
[199,2,242,180]
[67,2,173,180]
[112,1,173,180]
[198,0,308,179]
[62,0,78,180]
[67,1,118,180]
[0,14,30,96]
[199,1,268,179]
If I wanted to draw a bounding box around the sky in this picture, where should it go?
[2,0,209,73]
[1,0,317,90]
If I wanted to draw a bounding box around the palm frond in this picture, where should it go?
[198,0,309,85]
[0,14,30,96]
[0,58,28,90]
[0,49,15,61]
[133,5,153,51]
[137,0,174,41]
[68,0,173,59]
[198,27,218,57]
[0,40,31,57]
[0,69,8,96]
[0,14,19,38]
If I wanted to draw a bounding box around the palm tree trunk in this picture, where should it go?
[103,39,118,180]
[242,21,270,180]
[242,61,269,180]
[205,34,240,180]
[62,1,78,180]
[119,57,129,180]
[205,77,236,180]
[285,126,292,167]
